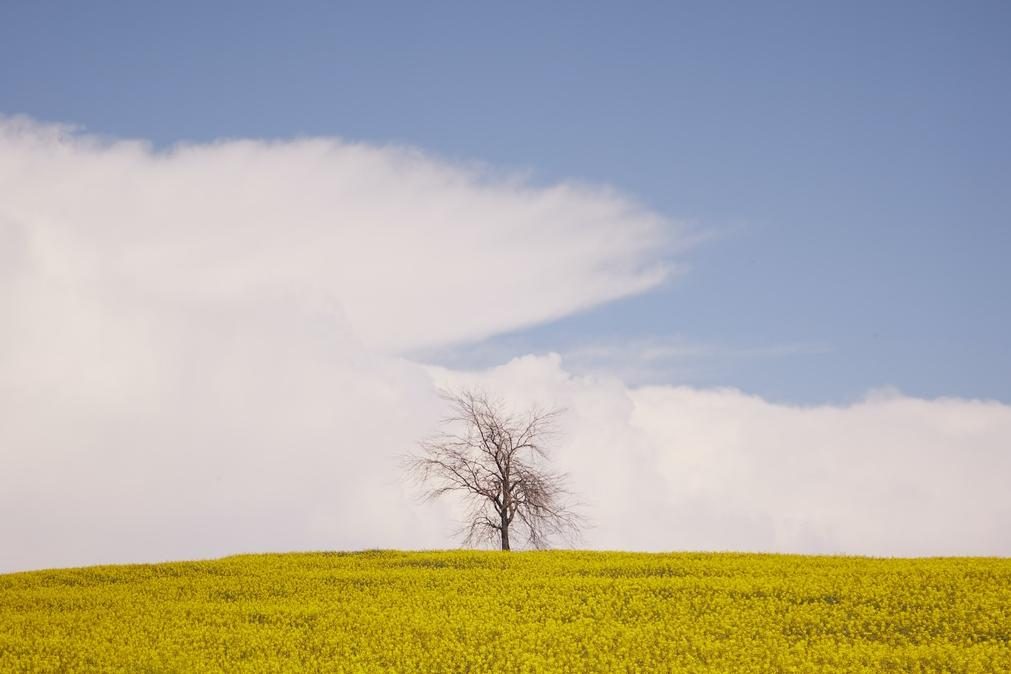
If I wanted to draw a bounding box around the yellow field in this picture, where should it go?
[1,551,1009,672]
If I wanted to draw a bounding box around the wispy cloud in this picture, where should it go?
[558,336,833,383]
[566,336,833,363]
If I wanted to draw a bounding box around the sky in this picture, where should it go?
[1,2,1010,571]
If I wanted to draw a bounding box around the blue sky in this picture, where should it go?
[2,0,1008,404]
[5,2,1011,570]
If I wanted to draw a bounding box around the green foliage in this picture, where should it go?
[2,551,1009,672]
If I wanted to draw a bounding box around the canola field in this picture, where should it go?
[1,550,1009,673]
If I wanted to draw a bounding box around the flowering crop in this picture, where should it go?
[1,551,1009,672]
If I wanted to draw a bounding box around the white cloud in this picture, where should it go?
[0,116,674,353]
[433,355,1011,557]
[0,117,675,571]
[2,118,1009,573]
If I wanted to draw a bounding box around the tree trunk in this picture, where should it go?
[500,516,510,551]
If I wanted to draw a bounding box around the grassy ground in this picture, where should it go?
[1,550,1009,672]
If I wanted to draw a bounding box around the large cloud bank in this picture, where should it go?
[1,118,1009,572]
[437,358,1011,557]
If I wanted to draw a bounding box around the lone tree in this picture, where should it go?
[406,389,581,551]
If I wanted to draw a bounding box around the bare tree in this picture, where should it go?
[406,389,581,551]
